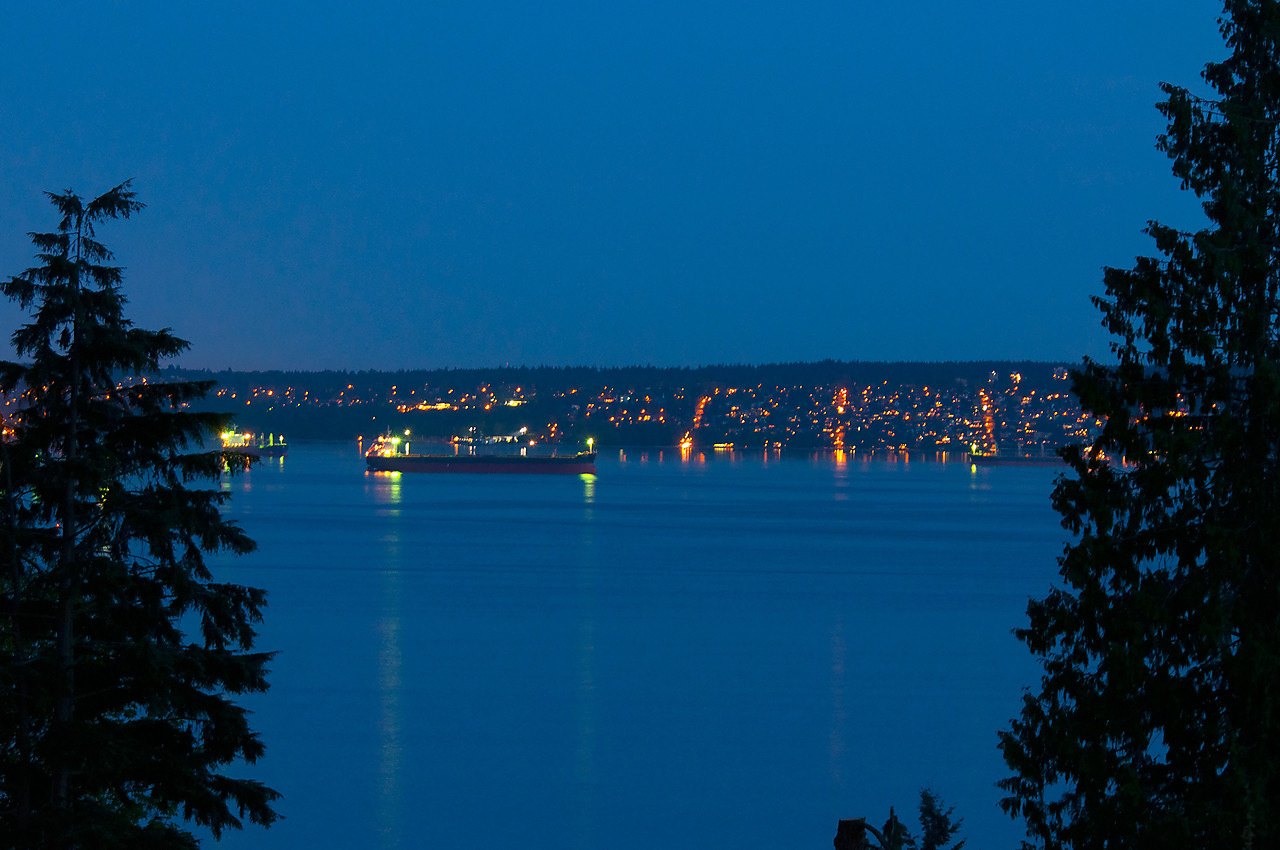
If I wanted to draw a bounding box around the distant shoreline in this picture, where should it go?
[164,361,1087,453]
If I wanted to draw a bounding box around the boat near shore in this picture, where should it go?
[221,431,288,458]
[365,433,596,475]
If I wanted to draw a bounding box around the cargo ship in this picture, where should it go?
[221,431,289,458]
[364,433,596,475]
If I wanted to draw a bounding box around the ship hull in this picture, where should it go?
[221,432,288,458]
[366,452,596,475]
[241,444,288,458]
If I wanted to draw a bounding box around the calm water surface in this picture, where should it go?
[209,444,1065,850]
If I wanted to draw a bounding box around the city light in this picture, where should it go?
[107,367,1099,459]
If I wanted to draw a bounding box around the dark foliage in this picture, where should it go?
[0,182,278,847]
[917,789,965,850]
[845,791,964,850]
[176,360,1067,403]
[999,2,1280,847]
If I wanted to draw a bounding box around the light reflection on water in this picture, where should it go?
[573,581,598,849]
[828,616,847,784]
[376,575,402,850]
[208,444,1062,850]
[372,474,404,848]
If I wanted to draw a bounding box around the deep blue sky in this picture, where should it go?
[1,2,1224,370]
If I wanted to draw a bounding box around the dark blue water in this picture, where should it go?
[208,444,1063,850]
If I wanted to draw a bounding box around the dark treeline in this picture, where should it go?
[169,359,1074,396]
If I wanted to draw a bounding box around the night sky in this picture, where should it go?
[1,2,1223,371]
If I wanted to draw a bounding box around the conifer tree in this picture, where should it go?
[917,789,964,850]
[0,182,278,847]
[999,2,1280,847]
